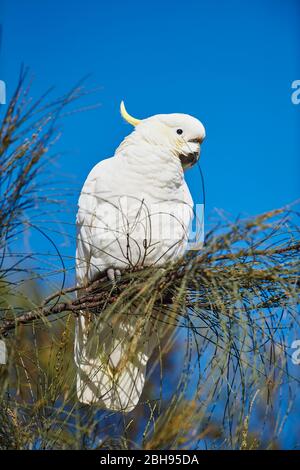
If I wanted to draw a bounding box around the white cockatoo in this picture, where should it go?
[75,102,205,412]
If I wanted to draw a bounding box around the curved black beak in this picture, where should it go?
[179,150,199,169]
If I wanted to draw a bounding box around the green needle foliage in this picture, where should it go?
[0,73,299,450]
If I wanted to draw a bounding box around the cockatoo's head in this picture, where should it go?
[120,101,206,170]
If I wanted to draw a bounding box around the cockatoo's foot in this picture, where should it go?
[106,268,121,283]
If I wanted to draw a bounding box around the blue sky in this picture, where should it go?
[1,0,299,222]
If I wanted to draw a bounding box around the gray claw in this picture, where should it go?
[115,269,121,280]
[107,268,121,283]
[107,268,115,282]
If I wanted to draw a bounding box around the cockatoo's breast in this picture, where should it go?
[76,142,194,284]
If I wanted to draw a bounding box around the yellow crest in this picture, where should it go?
[120,101,141,126]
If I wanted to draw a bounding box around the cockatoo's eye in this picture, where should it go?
[176,129,183,135]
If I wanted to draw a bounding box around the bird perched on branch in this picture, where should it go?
[75,102,205,411]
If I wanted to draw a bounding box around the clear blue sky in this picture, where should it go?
[1,0,299,221]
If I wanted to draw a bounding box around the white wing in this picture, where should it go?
[75,156,194,411]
